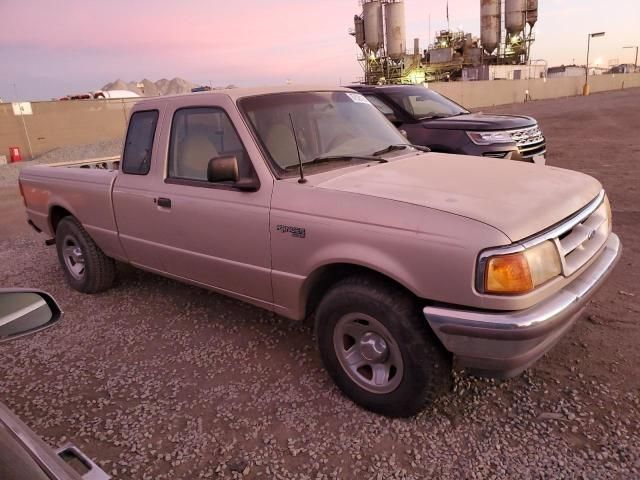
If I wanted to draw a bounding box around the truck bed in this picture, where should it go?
[19,157,127,261]
[45,155,120,170]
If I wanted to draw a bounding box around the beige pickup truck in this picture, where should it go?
[19,86,621,417]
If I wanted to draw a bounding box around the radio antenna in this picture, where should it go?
[288,112,307,184]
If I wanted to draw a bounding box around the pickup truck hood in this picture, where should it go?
[315,153,602,242]
[421,113,536,131]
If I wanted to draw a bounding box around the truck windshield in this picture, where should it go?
[239,91,409,176]
[386,87,468,120]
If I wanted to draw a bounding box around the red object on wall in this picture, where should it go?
[9,147,22,163]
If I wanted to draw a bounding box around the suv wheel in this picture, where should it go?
[316,274,451,417]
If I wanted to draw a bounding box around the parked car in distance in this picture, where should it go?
[59,90,140,101]
[0,289,110,480]
[91,90,140,100]
[19,86,620,416]
[348,84,547,163]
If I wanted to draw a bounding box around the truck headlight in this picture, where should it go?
[483,241,562,294]
[466,131,513,145]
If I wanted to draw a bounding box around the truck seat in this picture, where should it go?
[176,133,219,180]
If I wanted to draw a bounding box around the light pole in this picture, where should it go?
[623,45,639,72]
[584,31,605,96]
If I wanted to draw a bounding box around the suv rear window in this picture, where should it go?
[122,110,159,175]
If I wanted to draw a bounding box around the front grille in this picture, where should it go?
[508,125,546,159]
[555,196,609,276]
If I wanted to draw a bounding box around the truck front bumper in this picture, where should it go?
[424,233,621,378]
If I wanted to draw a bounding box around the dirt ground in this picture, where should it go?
[0,88,639,479]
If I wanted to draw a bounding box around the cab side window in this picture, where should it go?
[122,110,158,175]
[168,107,250,182]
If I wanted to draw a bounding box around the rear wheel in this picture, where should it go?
[316,274,451,417]
[55,217,115,293]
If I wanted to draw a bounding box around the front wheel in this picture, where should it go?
[55,216,116,293]
[316,275,451,417]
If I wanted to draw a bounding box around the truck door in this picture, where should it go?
[111,108,167,271]
[113,97,274,305]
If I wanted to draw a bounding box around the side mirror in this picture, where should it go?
[0,289,63,343]
[207,156,259,191]
[207,156,239,183]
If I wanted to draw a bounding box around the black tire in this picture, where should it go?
[315,274,451,417]
[55,216,116,293]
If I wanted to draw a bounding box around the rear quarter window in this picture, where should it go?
[122,110,159,175]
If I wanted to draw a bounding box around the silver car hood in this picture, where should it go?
[315,153,603,241]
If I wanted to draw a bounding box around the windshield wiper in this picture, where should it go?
[419,112,469,120]
[419,114,451,120]
[372,144,431,156]
[284,154,387,171]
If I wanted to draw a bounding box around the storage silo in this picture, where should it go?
[505,0,526,34]
[526,0,538,27]
[354,16,365,47]
[363,1,384,51]
[384,1,406,59]
[480,0,501,54]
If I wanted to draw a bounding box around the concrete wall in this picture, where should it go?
[430,73,640,109]
[0,99,137,160]
[1,73,639,161]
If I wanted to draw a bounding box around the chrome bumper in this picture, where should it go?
[424,233,621,378]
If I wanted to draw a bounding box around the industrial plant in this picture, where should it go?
[351,0,540,84]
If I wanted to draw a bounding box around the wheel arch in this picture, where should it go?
[49,205,75,234]
[302,262,422,322]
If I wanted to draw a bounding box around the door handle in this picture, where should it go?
[154,197,172,208]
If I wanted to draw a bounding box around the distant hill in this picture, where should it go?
[100,77,199,96]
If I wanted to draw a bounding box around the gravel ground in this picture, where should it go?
[1,89,639,479]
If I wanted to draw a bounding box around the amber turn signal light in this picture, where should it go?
[485,253,534,294]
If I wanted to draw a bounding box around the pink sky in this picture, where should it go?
[0,0,638,100]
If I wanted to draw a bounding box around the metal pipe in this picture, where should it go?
[585,34,591,86]
[584,32,605,95]
[19,111,34,160]
[12,83,34,159]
